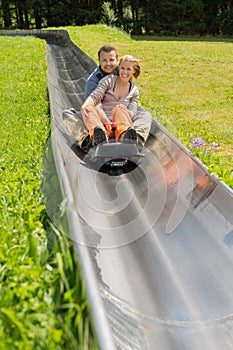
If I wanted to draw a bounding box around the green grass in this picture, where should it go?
[0,36,97,349]
[65,24,233,188]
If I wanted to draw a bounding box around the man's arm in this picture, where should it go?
[85,66,119,99]
[84,75,112,107]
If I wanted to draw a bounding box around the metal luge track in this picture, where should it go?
[3,30,233,350]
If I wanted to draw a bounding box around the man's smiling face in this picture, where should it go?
[99,50,118,75]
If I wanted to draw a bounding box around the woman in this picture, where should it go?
[81,55,141,144]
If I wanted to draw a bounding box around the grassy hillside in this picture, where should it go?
[0,35,97,350]
[65,24,233,188]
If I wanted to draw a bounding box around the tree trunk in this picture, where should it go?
[24,9,29,28]
[117,0,123,21]
[34,7,42,29]
[15,0,25,28]
[2,0,12,27]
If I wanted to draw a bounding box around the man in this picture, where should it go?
[85,45,119,98]
[62,45,118,151]
[62,44,152,151]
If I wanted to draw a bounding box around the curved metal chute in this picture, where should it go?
[2,30,233,350]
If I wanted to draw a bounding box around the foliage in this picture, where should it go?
[0,0,233,36]
[0,36,98,349]
[101,1,117,27]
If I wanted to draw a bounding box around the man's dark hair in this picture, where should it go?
[98,45,118,60]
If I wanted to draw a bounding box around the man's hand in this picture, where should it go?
[81,97,94,111]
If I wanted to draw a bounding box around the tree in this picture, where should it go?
[126,0,143,34]
[0,0,233,35]
[31,0,44,29]
[1,0,12,27]
[202,0,220,34]
[219,0,233,35]
[15,0,26,28]
[101,1,117,26]
[116,0,123,23]
[73,0,102,26]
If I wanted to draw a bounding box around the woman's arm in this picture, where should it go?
[127,86,139,118]
[81,75,112,110]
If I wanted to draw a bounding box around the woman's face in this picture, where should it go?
[118,60,134,82]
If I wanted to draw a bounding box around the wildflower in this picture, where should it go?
[189,136,206,149]
[189,134,219,154]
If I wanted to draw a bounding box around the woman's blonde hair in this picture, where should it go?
[118,55,141,80]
